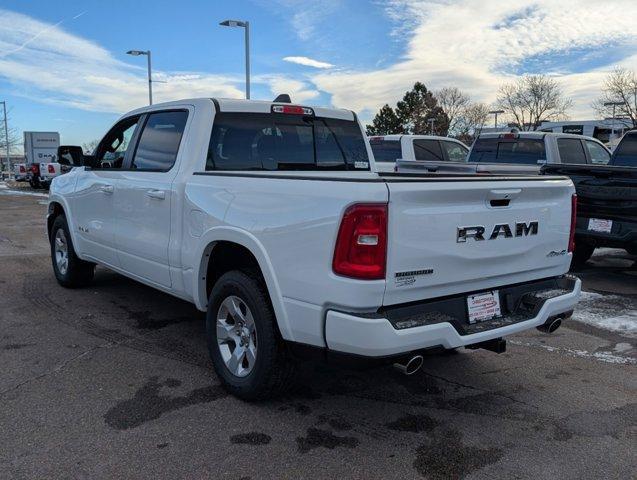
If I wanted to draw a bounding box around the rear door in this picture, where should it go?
[114,109,189,288]
[383,177,574,306]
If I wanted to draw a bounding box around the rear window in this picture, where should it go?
[369,139,401,163]
[468,137,546,164]
[206,112,369,171]
[612,133,637,167]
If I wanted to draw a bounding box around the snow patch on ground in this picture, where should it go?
[573,291,637,338]
[510,340,635,365]
[0,184,48,198]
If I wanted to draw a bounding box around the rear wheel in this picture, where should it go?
[571,244,595,268]
[206,270,296,400]
[50,215,95,288]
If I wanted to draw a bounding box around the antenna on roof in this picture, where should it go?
[273,94,291,103]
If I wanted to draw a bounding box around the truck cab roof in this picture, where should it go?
[477,131,592,141]
[124,98,355,121]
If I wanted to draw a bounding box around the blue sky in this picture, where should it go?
[1,0,637,150]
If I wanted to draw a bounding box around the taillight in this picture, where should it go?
[568,194,577,253]
[31,164,39,174]
[333,203,387,280]
[19,165,25,173]
[47,164,55,174]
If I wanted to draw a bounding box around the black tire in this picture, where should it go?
[29,177,40,189]
[571,244,595,268]
[206,270,296,400]
[50,215,95,288]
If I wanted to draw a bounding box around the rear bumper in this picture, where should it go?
[576,217,637,249]
[325,276,581,357]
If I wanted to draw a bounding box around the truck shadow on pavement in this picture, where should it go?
[69,268,635,479]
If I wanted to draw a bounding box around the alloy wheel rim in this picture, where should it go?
[216,295,258,378]
[54,229,69,275]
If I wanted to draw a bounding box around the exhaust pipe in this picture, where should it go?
[537,317,562,334]
[393,355,424,375]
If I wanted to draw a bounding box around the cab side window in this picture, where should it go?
[441,141,468,162]
[131,111,188,171]
[413,139,443,161]
[585,140,610,165]
[94,116,141,169]
[557,138,587,164]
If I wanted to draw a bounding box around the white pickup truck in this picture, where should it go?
[47,98,581,399]
[369,134,469,172]
[466,132,612,171]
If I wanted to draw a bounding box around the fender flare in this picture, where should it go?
[47,194,83,255]
[192,226,293,342]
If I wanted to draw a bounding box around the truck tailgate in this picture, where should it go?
[382,176,574,306]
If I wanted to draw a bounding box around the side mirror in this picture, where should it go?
[57,146,96,168]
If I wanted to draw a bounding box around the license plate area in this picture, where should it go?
[467,290,501,324]
[588,218,612,233]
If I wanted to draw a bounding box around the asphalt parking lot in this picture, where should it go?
[1,188,635,480]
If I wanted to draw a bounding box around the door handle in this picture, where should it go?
[99,184,114,194]
[145,189,166,200]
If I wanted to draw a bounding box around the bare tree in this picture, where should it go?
[0,109,21,172]
[496,75,572,130]
[435,87,470,135]
[592,67,637,127]
[455,103,490,144]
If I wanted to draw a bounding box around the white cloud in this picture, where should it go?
[0,9,310,113]
[307,0,637,121]
[283,56,334,69]
[256,74,320,103]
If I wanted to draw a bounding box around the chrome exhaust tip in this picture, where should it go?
[537,317,562,334]
[393,355,424,376]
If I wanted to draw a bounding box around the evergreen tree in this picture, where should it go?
[366,104,403,135]
[396,82,449,136]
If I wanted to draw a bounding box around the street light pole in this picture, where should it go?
[244,21,250,100]
[0,101,10,176]
[146,50,153,105]
[220,19,251,99]
[126,50,153,105]
[428,118,435,135]
[604,101,623,142]
[489,110,505,129]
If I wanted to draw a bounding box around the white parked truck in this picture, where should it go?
[466,132,611,173]
[47,98,581,399]
[24,131,60,188]
[368,134,469,172]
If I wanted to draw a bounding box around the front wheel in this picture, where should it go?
[206,270,296,400]
[50,215,95,288]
